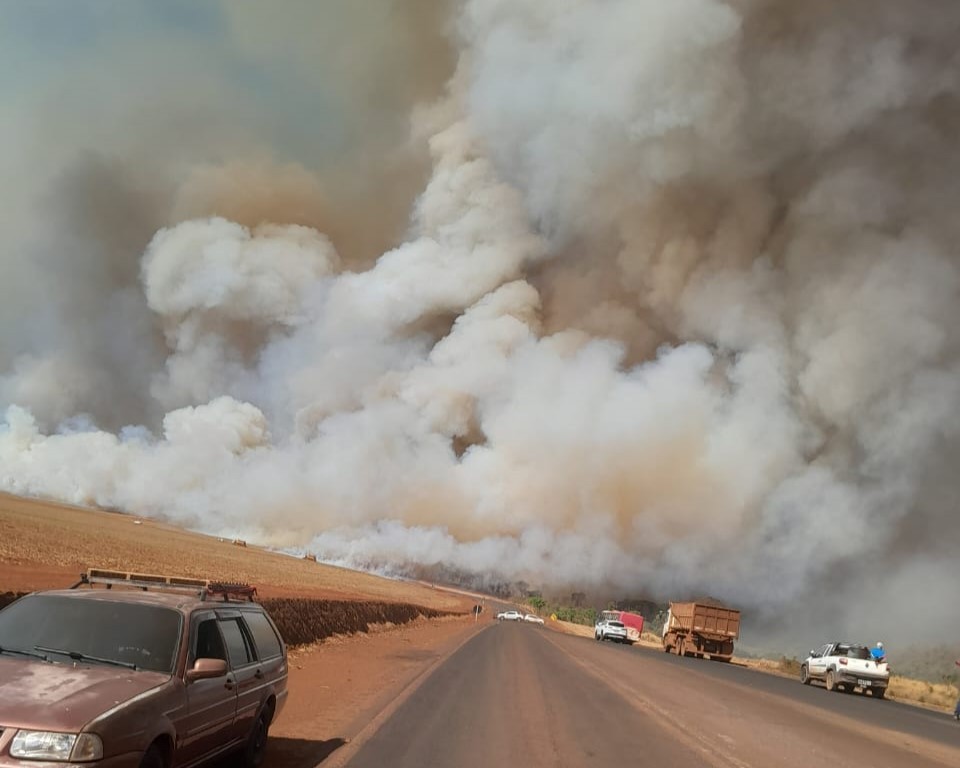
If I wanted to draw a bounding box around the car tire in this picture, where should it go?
[825,670,837,692]
[241,705,273,768]
[138,745,166,768]
[800,665,811,685]
[874,688,885,700]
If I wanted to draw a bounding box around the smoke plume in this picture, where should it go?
[3,0,960,650]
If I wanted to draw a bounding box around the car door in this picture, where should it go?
[217,611,265,742]
[810,644,831,677]
[178,612,238,765]
[240,608,287,697]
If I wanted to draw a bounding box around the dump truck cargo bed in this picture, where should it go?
[663,601,741,661]
[669,602,740,639]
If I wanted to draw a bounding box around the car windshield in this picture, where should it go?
[839,646,870,660]
[609,622,625,628]
[0,595,182,673]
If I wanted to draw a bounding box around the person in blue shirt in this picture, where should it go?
[870,642,885,662]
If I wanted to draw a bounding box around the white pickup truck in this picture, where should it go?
[800,642,889,699]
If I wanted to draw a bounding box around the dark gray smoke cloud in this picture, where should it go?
[3,0,960,652]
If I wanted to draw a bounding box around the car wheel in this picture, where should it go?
[825,670,837,692]
[800,665,811,685]
[874,688,885,700]
[241,705,273,768]
[138,745,166,768]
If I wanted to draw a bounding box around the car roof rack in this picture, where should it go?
[206,582,258,602]
[72,568,257,602]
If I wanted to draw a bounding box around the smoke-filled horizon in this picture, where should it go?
[3,0,960,650]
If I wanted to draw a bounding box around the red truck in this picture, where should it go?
[600,610,644,643]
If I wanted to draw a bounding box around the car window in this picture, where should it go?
[846,646,870,660]
[194,619,227,662]
[0,595,181,674]
[219,617,257,667]
[242,611,283,660]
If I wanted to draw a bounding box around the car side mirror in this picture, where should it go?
[186,658,228,682]
[810,650,817,658]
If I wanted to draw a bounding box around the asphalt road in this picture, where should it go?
[337,622,960,768]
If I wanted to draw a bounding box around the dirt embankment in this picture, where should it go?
[0,589,461,647]
[260,598,459,646]
[0,492,471,610]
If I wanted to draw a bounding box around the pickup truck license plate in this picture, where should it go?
[858,679,871,687]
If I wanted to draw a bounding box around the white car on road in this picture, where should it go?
[595,619,631,644]
[523,613,545,625]
[497,610,523,621]
[801,642,889,698]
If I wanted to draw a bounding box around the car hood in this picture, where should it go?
[0,657,169,731]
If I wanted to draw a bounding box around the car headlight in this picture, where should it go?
[10,731,103,762]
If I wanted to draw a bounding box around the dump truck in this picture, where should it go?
[662,601,740,661]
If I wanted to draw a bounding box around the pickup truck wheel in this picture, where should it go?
[138,746,166,768]
[874,688,886,700]
[800,665,811,685]
[825,670,837,692]
[241,706,273,768]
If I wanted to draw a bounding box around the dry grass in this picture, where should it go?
[887,676,959,710]
[551,619,595,639]
[0,493,467,612]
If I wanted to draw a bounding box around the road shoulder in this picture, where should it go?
[270,615,489,767]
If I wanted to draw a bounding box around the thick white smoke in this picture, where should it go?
[4,0,960,649]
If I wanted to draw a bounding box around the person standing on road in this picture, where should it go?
[954,660,960,721]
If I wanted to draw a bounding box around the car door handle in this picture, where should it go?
[225,677,235,690]
[254,669,264,680]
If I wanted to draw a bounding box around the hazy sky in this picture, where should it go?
[0,0,450,174]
